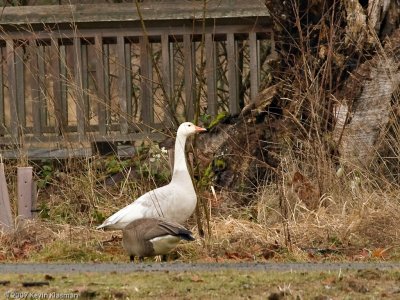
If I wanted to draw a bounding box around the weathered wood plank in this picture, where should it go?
[6,40,18,140]
[249,32,259,102]
[29,41,41,137]
[95,35,107,135]
[117,36,128,134]
[15,44,25,129]
[0,2,270,26]
[184,34,196,121]
[0,161,13,231]
[139,36,153,127]
[205,34,217,117]
[37,45,47,130]
[161,32,172,116]
[17,166,33,219]
[0,25,270,41]
[51,38,63,134]
[103,43,110,131]
[81,43,90,125]
[74,36,85,137]
[125,42,132,123]
[227,33,240,115]
[59,44,68,130]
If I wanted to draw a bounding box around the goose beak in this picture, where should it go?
[194,125,207,133]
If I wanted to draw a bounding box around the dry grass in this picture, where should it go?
[2,174,399,263]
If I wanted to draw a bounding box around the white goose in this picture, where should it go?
[97,122,207,230]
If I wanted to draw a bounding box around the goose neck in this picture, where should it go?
[171,134,190,180]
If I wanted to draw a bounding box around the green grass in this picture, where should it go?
[1,269,399,299]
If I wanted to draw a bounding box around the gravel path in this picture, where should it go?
[1,262,400,274]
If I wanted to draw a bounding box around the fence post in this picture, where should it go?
[17,166,34,219]
[0,157,13,232]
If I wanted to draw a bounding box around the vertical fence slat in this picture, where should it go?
[74,37,85,137]
[15,44,25,129]
[95,35,107,135]
[139,36,153,128]
[117,36,128,134]
[161,32,172,123]
[205,34,217,117]
[37,45,47,131]
[51,38,63,134]
[59,44,68,131]
[103,43,110,131]
[17,167,33,219]
[0,48,5,135]
[6,40,18,140]
[29,41,41,137]
[0,162,13,231]
[125,42,132,122]
[81,43,90,124]
[183,35,195,121]
[249,32,259,102]
[227,33,240,116]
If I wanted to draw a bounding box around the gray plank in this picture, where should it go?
[95,35,107,135]
[183,34,195,121]
[0,2,270,26]
[74,36,85,137]
[6,40,18,140]
[59,44,68,131]
[227,33,240,115]
[103,43,110,132]
[0,25,269,41]
[0,162,13,231]
[29,41,41,137]
[17,167,33,219]
[139,36,153,128]
[161,32,172,115]
[125,42,132,123]
[117,36,128,134]
[51,38,63,134]
[205,34,217,117]
[15,44,25,128]
[37,45,47,130]
[249,32,259,102]
[81,43,90,125]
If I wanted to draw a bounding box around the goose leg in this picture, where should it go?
[161,254,168,262]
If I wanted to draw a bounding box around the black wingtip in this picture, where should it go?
[179,229,195,241]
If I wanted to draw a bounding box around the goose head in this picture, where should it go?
[177,122,207,138]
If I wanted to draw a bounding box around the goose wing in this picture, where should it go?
[96,184,175,230]
[143,219,195,241]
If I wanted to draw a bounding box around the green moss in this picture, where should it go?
[213,158,226,171]
[208,112,229,130]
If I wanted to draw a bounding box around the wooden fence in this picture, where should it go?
[0,1,272,158]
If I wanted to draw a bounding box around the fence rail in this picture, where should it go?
[0,1,272,158]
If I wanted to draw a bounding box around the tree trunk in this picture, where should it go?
[334,29,400,167]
